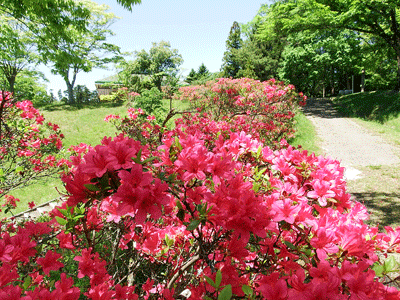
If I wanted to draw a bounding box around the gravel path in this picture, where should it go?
[303,99,400,178]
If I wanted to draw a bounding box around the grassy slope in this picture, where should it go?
[289,110,322,155]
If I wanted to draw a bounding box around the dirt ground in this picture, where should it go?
[303,99,400,228]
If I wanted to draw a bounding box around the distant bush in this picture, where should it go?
[99,89,128,104]
[131,87,165,116]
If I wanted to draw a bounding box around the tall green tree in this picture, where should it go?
[221,21,243,78]
[39,0,123,103]
[186,63,211,84]
[197,63,210,78]
[0,15,39,94]
[225,5,286,82]
[258,0,400,90]
[120,41,183,91]
[186,68,197,84]
[279,29,362,96]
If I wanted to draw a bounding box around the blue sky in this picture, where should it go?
[40,0,270,94]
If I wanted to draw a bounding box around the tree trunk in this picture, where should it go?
[7,75,16,96]
[397,54,400,91]
[63,67,77,104]
[361,69,365,93]
[66,81,74,104]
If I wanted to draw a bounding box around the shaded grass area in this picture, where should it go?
[332,91,400,123]
[346,165,400,228]
[289,110,322,155]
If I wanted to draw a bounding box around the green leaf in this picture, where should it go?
[174,136,182,151]
[372,263,384,277]
[72,214,85,221]
[23,275,32,289]
[215,269,222,289]
[242,285,253,296]
[256,145,262,158]
[132,149,143,163]
[383,256,398,273]
[186,219,200,231]
[55,216,67,226]
[284,240,296,250]
[58,208,70,217]
[142,156,157,164]
[74,205,85,215]
[165,234,174,247]
[84,184,100,192]
[177,208,185,221]
[218,285,232,300]
[205,276,216,288]
[99,173,109,188]
[176,200,183,210]
[15,166,24,173]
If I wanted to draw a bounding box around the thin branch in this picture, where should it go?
[167,253,200,289]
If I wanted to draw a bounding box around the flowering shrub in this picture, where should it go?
[0,91,65,205]
[174,78,307,146]
[1,80,400,299]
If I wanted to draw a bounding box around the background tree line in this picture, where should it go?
[220,1,400,97]
[0,0,141,104]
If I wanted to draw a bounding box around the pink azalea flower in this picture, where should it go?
[307,179,336,206]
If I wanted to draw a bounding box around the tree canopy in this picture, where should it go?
[39,0,123,103]
[119,41,183,91]
[0,15,39,94]
[256,0,400,90]
[221,21,243,78]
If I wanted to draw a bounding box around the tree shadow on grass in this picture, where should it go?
[38,101,125,112]
[332,91,400,123]
[351,191,400,228]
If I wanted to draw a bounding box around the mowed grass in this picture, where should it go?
[4,99,189,217]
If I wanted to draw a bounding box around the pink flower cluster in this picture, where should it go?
[1,80,400,299]
[174,77,307,146]
[0,91,65,201]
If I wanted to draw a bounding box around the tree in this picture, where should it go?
[0,15,39,95]
[0,0,141,28]
[0,69,53,105]
[279,29,362,97]
[120,41,183,91]
[186,68,197,84]
[197,63,210,78]
[221,21,243,78]
[39,0,123,104]
[258,0,400,90]
[185,63,211,84]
